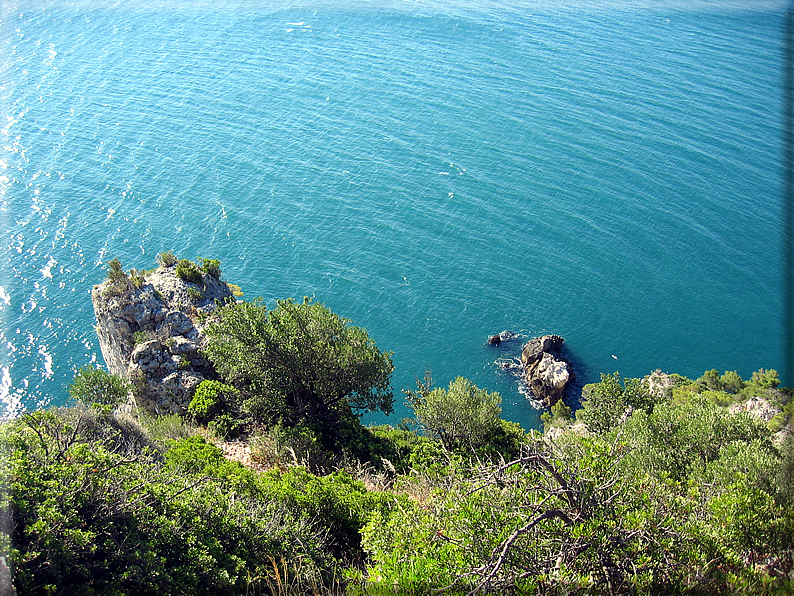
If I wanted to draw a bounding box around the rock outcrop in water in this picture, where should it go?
[91,263,234,414]
[521,335,572,407]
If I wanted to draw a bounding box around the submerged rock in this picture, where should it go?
[92,264,234,414]
[521,335,572,407]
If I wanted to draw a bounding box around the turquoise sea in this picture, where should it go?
[1,0,787,429]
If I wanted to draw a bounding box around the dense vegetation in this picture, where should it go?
[2,267,793,594]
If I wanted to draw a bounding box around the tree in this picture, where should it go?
[202,298,394,427]
[68,365,129,406]
[406,375,502,451]
[577,372,655,433]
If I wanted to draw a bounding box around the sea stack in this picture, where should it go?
[521,334,572,407]
[91,262,234,414]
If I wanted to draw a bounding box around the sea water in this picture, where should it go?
[0,0,786,429]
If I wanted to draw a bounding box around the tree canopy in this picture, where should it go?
[201,298,394,427]
[406,375,503,451]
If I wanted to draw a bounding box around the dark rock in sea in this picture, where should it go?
[488,334,502,346]
[521,334,572,407]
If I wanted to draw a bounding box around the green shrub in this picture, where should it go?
[251,423,328,470]
[103,258,132,297]
[187,286,203,302]
[175,259,203,284]
[106,257,126,282]
[3,417,334,596]
[199,257,222,279]
[133,330,150,345]
[542,399,573,432]
[721,370,745,394]
[188,379,238,424]
[202,298,394,428]
[208,414,241,440]
[68,366,129,406]
[750,368,780,390]
[367,424,435,473]
[138,412,197,442]
[577,372,655,433]
[128,268,147,289]
[156,250,177,267]
[406,375,502,451]
[257,467,399,565]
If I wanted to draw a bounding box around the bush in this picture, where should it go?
[577,372,655,433]
[3,417,335,596]
[406,375,502,452]
[106,257,126,282]
[175,259,203,284]
[250,423,329,470]
[188,379,238,424]
[68,365,129,406]
[156,250,177,267]
[208,414,242,440]
[367,424,435,473]
[138,412,197,442]
[257,467,399,565]
[202,298,394,429]
[199,257,222,279]
[128,268,145,289]
[187,286,203,302]
[542,399,573,432]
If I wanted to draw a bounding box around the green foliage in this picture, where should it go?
[577,372,655,433]
[366,424,436,473]
[128,267,146,289]
[696,368,747,394]
[541,399,573,433]
[750,368,780,390]
[7,350,794,595]
[137,412,197,442]
[551,399,572,420]
[208,414,242,440]
[362,437,696,594]
[406,375,502,452]
[3,408,340,595]
[251,422,328,469]
[257,467,400,565]
[187,286,203,302]
[199,257,222,279]
[156,250,177,267]
[188,379,238,424]
[227,283,244,297]
[778,434,794,508]
[622,396,771,481]
[722,370,745,393]
[202,297,394,428]
[102,257,132,297]
[106,257,126,282]
[68,365,129,406]
[175,258,203,284]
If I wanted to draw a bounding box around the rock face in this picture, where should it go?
[92,265,234,414]
[644,369,677,400]
[521,335,572,407]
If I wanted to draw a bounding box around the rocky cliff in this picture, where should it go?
[521,335,572,407]
[91,262,234,414]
